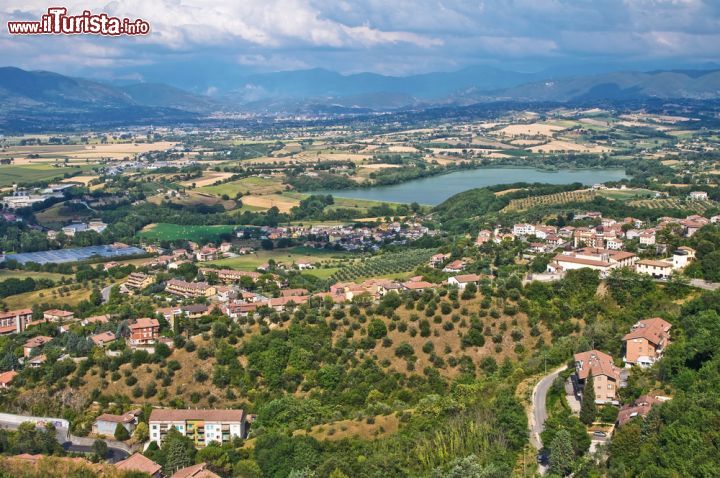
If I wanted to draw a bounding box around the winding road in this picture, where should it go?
[528,365,567,473]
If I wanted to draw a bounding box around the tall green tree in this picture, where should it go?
[162,427,196,475]
[580,374,597,425]
[549,429,575,477]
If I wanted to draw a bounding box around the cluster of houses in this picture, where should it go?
[246,221,438,252]
[477,210,712,280]
[572,317,672,427]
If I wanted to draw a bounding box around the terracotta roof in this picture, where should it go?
[0,370,18,385]
[402,281,436,290]
[43,309,73,317]
[95,411,136,424]
[84,314,109,324]
[452,274,481,283]
[149,409,245,423]
[554,255,610,267]
[617,395,663,426]
[129,318,160,330]
[24,336,52,349]
[172,463,222,478]
[90,331,116,346]
[637,259,673,268]
[115,453,162,475]
[574,349,620,381]
[0,308,32,320]
[623,317,671,345]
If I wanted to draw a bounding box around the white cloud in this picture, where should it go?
[1,0,718,77]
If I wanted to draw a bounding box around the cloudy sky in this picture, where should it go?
[3,0,720,85]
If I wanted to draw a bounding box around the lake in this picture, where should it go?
[310,167,628,205]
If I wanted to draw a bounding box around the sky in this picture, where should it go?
[2,0,720,85]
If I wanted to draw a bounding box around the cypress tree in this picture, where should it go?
[580,373,598,425]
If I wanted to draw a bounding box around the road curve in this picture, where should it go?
[529,365,567,451]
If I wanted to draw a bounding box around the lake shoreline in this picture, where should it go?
[309,166,628,206]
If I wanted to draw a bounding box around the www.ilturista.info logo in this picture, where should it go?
[7,7,150,35]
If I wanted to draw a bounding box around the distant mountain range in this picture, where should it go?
[1,65,720,127]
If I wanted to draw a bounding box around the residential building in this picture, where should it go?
[124,272,154,291]
[447,274,482,290]
[442,260,466,273]
[672,247,695,269]
[638,230,656,246]
[513,223,536,236]
[43,309,74,322]
[401,280,436,291]
[429,253,450,267]
[198,268,260,283]
[476,229,492,246]
[196,247,220,262]
[28,354,46,368]
[622,317,672,367]
[149,409,247,447]
[81,314,110,326]
[0,308,33,335]
[617,395,668,426]
[114,453,163,478]
[172,463,221,478]
[93,410,141,437]
[90,331,116,347]
[128,318,160,346]
[689,191,708,201]
[165,279,217,298]
[548,248,637,277]
[0,370,18,389]
[635,259,673,279]
[23,336,52,357]
[574,349,621,404]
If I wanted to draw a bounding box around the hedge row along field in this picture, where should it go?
[502,189,597,212]
[329,248,436,283]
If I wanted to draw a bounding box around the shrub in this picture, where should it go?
[114,423,130,441]
[395,342,415,358]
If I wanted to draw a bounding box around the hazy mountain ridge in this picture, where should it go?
[2,65,720,124]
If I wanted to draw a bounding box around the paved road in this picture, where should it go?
[529,365,567,474]
[101,284,113,303]
[688,278,720,291]
[62,443,128,463]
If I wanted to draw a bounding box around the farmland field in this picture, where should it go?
[502,189,597,212]
[208,247,349,271]
[0,270,70,281]
[329,248,435,283]
[138,223,237,242]
[0,164,87,187]
[629,198,718,213]
[201,176,285,197]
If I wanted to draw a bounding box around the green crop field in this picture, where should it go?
[208,247,349,271]
[0,164,87,187]
[138,223,237,242]
[202,176,284,197]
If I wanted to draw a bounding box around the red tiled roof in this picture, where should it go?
[623,317,671,345]
[0,370,18,385]
[149,409,244,422]
[574,349,620,381]
[115,453,162,475]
